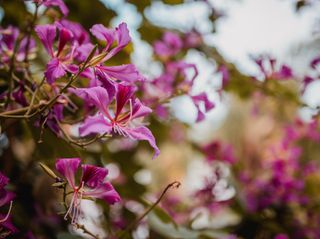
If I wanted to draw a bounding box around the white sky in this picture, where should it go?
[212,0,320,75]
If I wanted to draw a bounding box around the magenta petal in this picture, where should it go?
[127,126,160,159]
[163,31,183,49]
[154,41,171,57]
[131,99,152,119]
[35,24,56,57]
[57,28,73,57]
[0,191,14,208]
[105,22,130,59]
[276,65,293,79]
[56,19,90,45]
[115,22,130,48]
[44,58,67,84]
[55,158,81,189]
[115,84,135,117]
[70,86,111,115]
[195,110,205,123]
[98,64,143,83]
[0,173,9,189]
[75,43,95,62]
[90,24,114,50]
[0,216,18,234]
[81,164,108,188]
[44,0,69,16]
[192,93,215,112]
[83,182,121,204]
[79,114,112,137]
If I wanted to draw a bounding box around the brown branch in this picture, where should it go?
[117,181,181,239]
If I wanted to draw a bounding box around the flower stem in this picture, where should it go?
[117,181,181,239]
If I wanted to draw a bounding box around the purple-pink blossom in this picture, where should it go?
[0,26,36,68]
[55,158,120,224]
[35,24,78,84]
[154,32,183,59]
[30,0,69,16]
[71,84,160,159]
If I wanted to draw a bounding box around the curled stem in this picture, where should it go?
[118,181,181,239]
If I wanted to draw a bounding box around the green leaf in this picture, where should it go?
[153,206,178,229]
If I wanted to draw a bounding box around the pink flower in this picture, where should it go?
[253,55,293,80]
[83,22,143,86]
[30,0,69,16]
[145,61,215,122]
[154,32,183,59]
[35,24,78,84]
[55,158,120,224]
[0,26,36,67]
[71,84,160,159]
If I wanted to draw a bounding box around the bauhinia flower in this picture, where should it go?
[144,60,215,122]
[55,158,120,224]
[253,55,293,80]
[0,172,16,236]
[0,26,36,68]
[29,0,69,16]
[154,31,183,59]
[35,24,78,84]
[71,84,160,159]
[83,22,143,86]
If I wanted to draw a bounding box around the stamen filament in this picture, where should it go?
[0,201,13,223]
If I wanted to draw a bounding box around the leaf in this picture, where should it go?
[153,206,178,229]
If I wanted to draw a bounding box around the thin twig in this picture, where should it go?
[117,181,181,239]
[6,35,23,106]
[58,121,111,148]
[25,77,45,116]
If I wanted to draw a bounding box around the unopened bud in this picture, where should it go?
[39,162,58,179]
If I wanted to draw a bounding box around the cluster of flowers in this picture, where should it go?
[0,0,172,234]
[141,31,215,122]
[1,0,160,156]
[237,117,320,238]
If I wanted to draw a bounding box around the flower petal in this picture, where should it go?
[55,158,81,189]
[119,98,151,123]
[0,173,9,189]
[83,182,120,204]
[79,114,112,137]
[90,24,114,50]
[97,64,143,83]
[0,215,18,234]
[0,190,14,208]
[57,27,73,57]
[105,22,130,60]
[35,24,56,57]
[43,0,69,16]
[115,84,135,118]
[70,86,111,116]
[56,19,90,45]
[126,126,160,160]
[81,164,108,188]
[44,58,67,84]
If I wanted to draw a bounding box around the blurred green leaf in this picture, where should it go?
[64,0,116,29]
[153,206,178,229]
